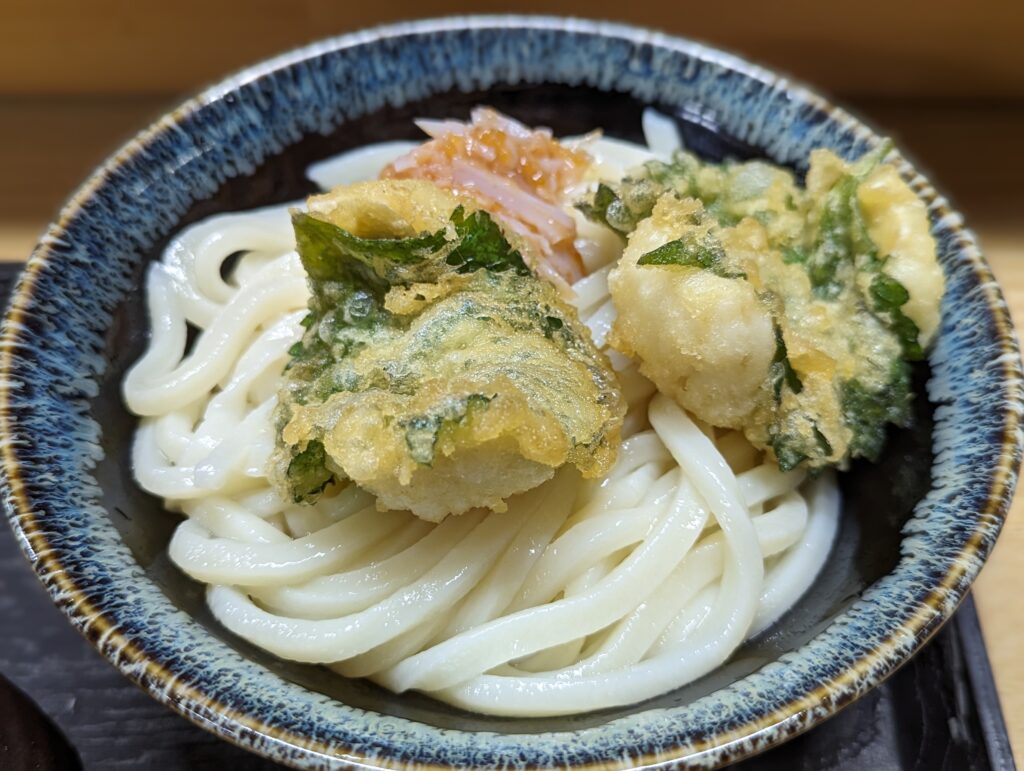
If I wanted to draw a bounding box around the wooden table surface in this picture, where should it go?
[1,95,1022,765]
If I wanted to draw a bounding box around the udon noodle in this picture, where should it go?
[123,122,840,717]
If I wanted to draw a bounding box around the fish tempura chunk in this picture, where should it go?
[609,195,776,428]
[591,145,944,471]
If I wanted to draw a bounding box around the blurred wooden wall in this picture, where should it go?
[2,0,1023,100]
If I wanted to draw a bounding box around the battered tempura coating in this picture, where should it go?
[273,180,624,521]
[609,196,776,428]
[595,146,944,471]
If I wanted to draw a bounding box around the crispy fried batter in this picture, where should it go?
[273,180,624,521]
[599,148,943,470]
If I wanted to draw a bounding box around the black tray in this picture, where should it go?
[0,261,1015,770]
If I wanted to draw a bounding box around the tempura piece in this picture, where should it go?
[273,180,624,521]
[593,146,944,471]
[382,108,591,287]
[609,196,776,428]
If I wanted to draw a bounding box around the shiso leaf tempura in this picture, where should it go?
[273,180,625,521]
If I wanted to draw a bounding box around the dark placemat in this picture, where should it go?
[0,259,1015,770]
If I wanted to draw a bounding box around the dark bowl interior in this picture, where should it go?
[91,83,936,734]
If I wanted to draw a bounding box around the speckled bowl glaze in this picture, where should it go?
[2,16,1020,770]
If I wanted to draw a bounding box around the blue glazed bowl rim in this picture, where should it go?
[2,15,1021,770]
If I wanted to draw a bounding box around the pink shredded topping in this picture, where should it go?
[381,107,591,285]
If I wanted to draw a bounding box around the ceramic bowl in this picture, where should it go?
[2,16,1020,770]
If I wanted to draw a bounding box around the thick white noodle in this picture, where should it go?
[641,108,683,158]
[123,136,840,717]
[306,141,419,190]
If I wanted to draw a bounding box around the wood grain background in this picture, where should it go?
[1,0,1022,99]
